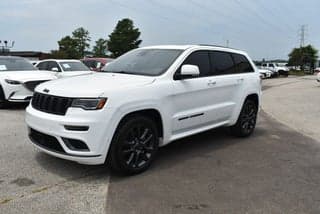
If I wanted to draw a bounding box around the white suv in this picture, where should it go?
[261,62,289,77]
[26,45,261,174]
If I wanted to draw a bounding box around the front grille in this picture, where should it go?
[24,80,48,92]
[29,128,65,154]
[32,92,73,115]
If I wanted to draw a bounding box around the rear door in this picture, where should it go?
[200,51,243,125]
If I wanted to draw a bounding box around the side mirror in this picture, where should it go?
[179,64,200,79]
[51,67,59,72]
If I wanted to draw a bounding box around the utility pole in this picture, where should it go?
[226,39,229,48]
[0,40,15,54]
[299,25,307,47]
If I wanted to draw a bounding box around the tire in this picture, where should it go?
[0,86,7,109]
[107,115,159,175]
[230,99,258,137]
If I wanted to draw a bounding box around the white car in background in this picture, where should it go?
[258,69,272,78]
[261,63,289,77]
[0,56,56,108]
[35,59,92,78]
[317,72,320,82]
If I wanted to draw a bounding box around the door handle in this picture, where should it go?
[207,81,216,86]
[237,78,244,83]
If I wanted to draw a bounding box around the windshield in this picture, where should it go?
[0,58,37,71]
[59,61,90,72]
[102,49,183,76]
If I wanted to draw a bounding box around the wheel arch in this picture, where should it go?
[0,84,7,100]
[115,108,164,139]
[229,92,260,126]
[245,93,259,107]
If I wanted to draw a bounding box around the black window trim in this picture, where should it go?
[173,49,255,81]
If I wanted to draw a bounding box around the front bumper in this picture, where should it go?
[5,84,33,102]
[25,105,114,165]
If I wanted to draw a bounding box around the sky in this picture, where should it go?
[1,0,319,60]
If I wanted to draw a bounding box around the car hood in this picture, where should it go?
[1,70,57,82]
[36,73,156,97]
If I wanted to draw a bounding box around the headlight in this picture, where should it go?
[71,98,107,110]
[5,79,22,85]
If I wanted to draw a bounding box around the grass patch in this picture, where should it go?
[0,198,13,204]
[289,70,305,76]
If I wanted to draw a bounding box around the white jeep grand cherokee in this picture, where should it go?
[26,45,261,174]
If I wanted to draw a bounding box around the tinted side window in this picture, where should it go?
[232,53,254,73]
[181,51,210,77]
[36,62,48,70]
[48,61,61,72]
[209,51,236,75]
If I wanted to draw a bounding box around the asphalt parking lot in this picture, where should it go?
[1,76,320,214]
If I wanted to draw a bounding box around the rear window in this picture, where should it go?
[232,53,254,73]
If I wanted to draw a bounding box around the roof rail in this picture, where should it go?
[198,44,239,50]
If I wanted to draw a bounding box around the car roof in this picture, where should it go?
[39,59,81,62]
[82,57,113,60]
[140,45,247,55]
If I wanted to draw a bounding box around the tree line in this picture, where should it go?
[50,18,141,59]
[51,17,318,71]
[288,45,318,71]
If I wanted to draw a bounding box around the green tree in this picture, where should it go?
[107,18,142,57]
[50,49,68,59]
[57,35,79,59]
[53,27,91,59]
[93,38,107,57]
[72,27,91,58]
[288,45,318,71]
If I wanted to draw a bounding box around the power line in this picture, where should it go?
[232,0,295,39]
[255,0,296,32]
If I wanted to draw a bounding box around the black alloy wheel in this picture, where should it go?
[108,115,159,175]
[230,99,258,137]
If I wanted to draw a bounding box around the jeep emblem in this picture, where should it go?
[43,88,49,93]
